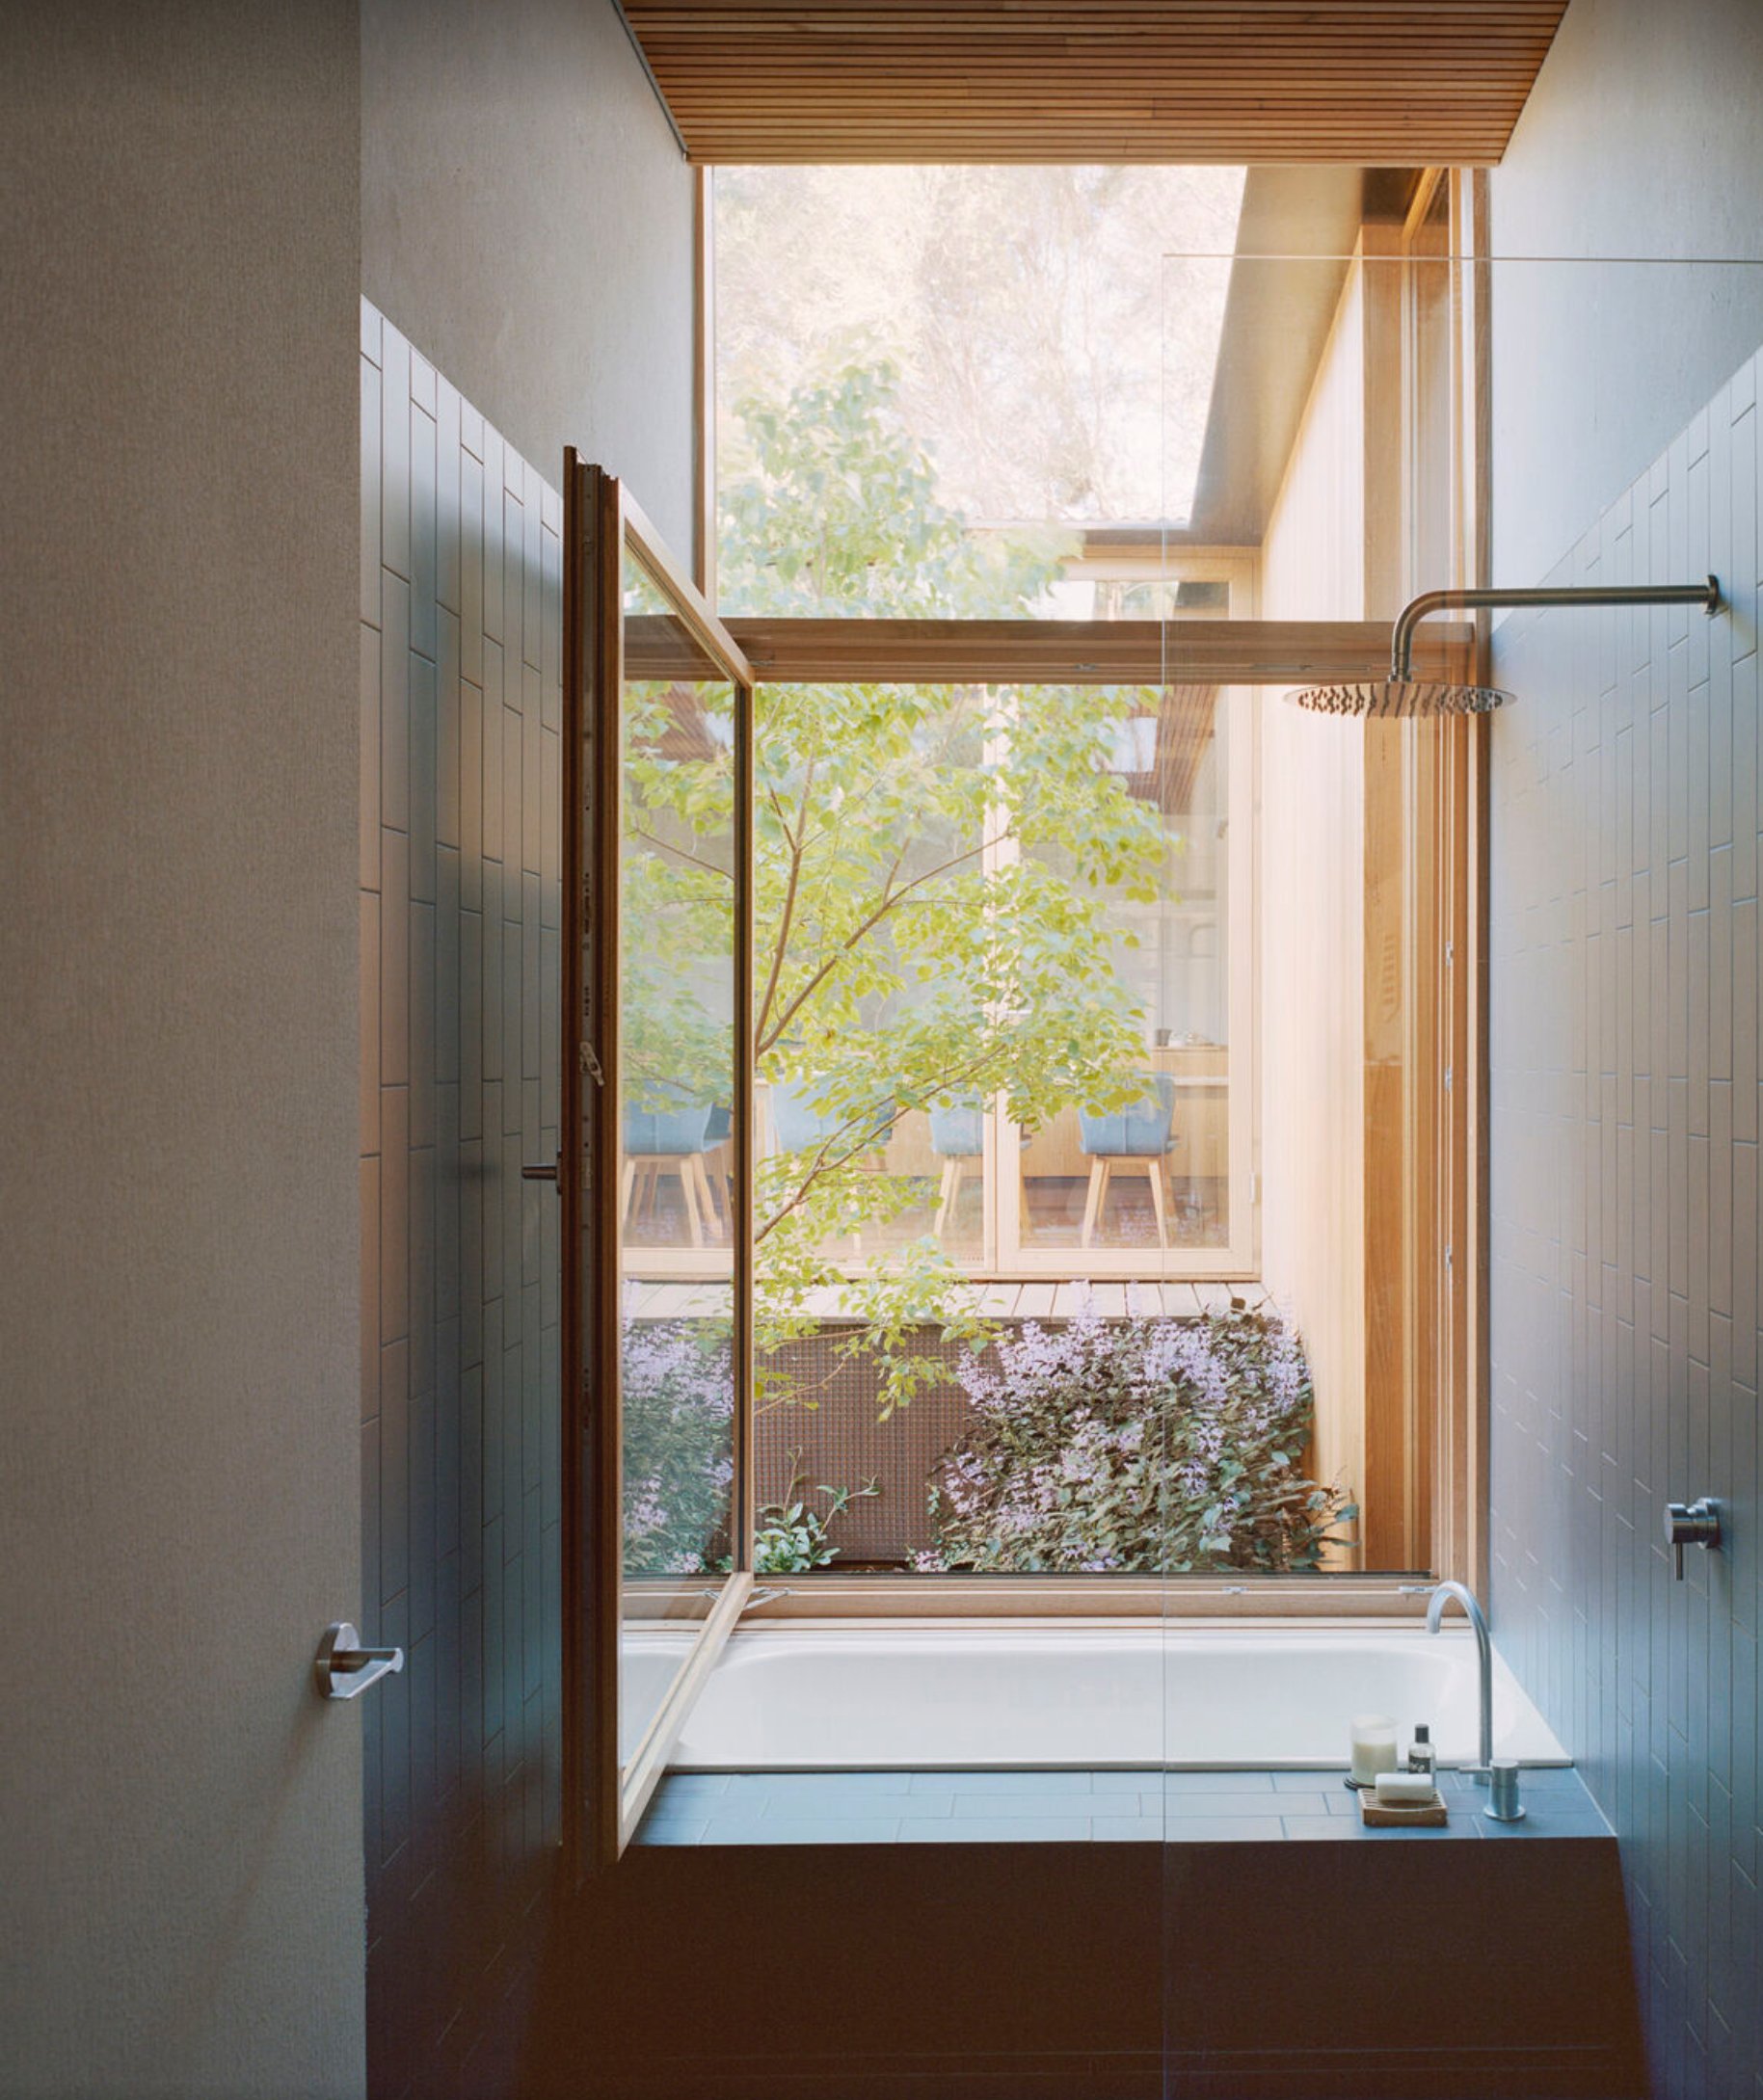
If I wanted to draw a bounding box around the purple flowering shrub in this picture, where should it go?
[622,1316,735,1576]
[922,1299,1353,1574]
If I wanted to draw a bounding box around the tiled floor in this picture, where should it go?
[635,1765,1609,1846]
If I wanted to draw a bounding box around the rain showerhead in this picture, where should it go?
[1291,577,1722,719]
[1295,677,1514,719]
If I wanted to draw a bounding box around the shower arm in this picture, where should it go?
[1389,577,1722,682]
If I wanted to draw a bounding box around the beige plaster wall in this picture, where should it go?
[362,0,698,559]
[1,7,364,2094]
[1490,0,1763,590]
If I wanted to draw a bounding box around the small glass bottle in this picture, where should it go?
[1405,1722,1436,1779]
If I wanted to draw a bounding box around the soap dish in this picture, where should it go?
[1358,1788,1448,1827]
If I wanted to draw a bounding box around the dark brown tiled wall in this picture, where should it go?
[1490,346,1762,2100]
[360,299,564,2098]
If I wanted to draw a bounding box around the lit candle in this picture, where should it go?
[1349,1713,1399,1786]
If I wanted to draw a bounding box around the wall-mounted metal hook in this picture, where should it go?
[314,1621,405,1700]
[1664,1498,1721,1580]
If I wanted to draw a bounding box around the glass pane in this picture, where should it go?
[1011,683,1235,1262]
[715,164,1247,616]
[750,680,993,1556]
[617,545,737,1768]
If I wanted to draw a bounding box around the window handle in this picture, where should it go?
[314,1621,405,1701]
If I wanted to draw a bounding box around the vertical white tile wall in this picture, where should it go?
[1490,346,1762,2100]
[359,298,564,2098]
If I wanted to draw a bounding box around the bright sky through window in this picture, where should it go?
[714,166,1246,533]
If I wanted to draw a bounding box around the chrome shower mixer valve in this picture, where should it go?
[1663,1498,1721,1581]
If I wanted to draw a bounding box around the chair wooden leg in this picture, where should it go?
[1148,1157,1170,1248]
[678,1156,705,1248]
[933,1157,961,1237]
[688,1154,718,1246]
[620,1157,636,1226]
[1081,1158,1109,1247]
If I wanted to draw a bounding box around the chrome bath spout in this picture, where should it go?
[1425,1579,1494,1781]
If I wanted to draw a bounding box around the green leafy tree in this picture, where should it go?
[632,359,1170,1416]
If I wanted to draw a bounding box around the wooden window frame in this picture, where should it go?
[1388,169,1490,1598]
[564,183,1495,1862]
[563,455,758,1873]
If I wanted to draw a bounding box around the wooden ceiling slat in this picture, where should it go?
[643,48,1557,66]
[664,94,1532,112]
[636,30,1561,44]
[634,27,1562,41]
[649,51,1553,66]
[621,0,1567,163]
[655,68,1545,87]
[633,5,1560,19]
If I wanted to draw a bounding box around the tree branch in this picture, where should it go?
[759,837,990,1057]
[628,828,735,883]
[756,755,816,1047]
[753,1034,1005,1247]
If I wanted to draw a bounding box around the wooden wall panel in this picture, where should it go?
[620,1,1568,165]
[1258,259,1370,1560]
[1257,222,1441,1573]
[361,301,565,2100]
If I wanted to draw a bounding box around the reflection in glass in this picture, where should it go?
[715,165,1247,599]
[754,683,988,1279]
[618,547,737,1770]
[1012,684,1232,1259]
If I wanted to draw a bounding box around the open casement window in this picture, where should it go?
[561,457,755,1870]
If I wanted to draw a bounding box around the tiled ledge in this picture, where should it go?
[635,1764,1608,1847]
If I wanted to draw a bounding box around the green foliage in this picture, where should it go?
[621,677,739,1113]
[618,359,1181,1422]
[921,1302,1355,1575]
[714,360,1169,1416]
[747,1464,882,1575]
[621,1316,735,1577]
[720,359,1073,620]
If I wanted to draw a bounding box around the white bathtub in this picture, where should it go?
[668,1621,1568,1770]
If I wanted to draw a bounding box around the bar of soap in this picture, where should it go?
[1374,1771,1437,1805]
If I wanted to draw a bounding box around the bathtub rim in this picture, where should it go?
[689,1574,1458,1621]
[658,1616,1573,1770]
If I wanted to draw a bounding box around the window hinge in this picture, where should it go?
[1443,1064,1454,1092]
[1444,1243,1455,1271]
[580,1041,604,1086]
[1444,940,1455,968]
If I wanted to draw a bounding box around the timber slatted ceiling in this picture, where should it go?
[619,1,1568,165]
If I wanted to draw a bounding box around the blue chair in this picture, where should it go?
[768,1080,895,1159]
[622,1091,722,1246]
[766,1080,897,1259]
[927,1097,985,1238]
[1078,1074,1179,1248]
